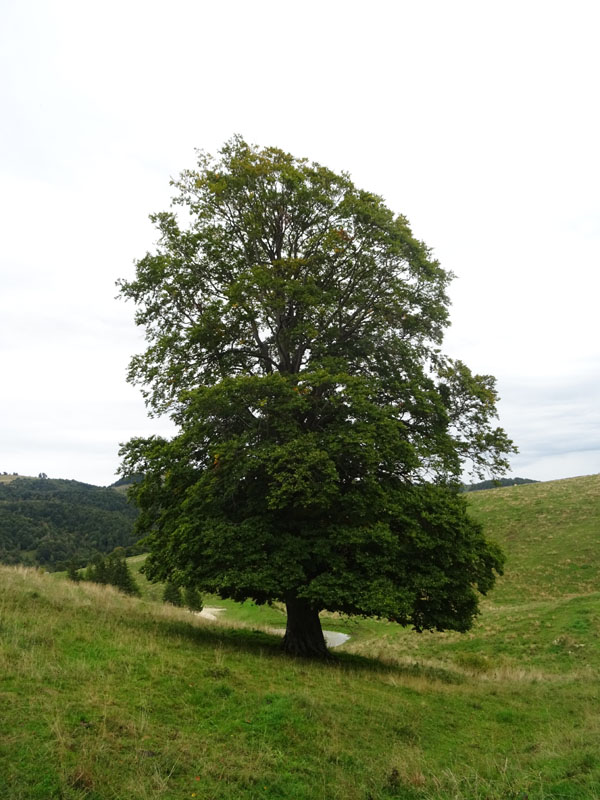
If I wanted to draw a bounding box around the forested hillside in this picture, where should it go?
[0,478,139,569]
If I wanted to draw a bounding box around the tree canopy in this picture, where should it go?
[118,136,515,656]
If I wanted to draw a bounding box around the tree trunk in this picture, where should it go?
[282,595,329,658]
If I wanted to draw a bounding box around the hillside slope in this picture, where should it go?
[466,473,600,604]
[2,564,600,800]
[128,473,600,647]
[2,474,600,798]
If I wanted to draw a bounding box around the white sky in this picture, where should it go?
[1,0,599,486]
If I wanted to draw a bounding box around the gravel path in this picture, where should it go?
[265,627,350,648]
[197,607,350,648]
[198,606,226,621]
[322,630,351,647]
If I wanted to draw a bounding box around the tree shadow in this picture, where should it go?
[132,608,464,685]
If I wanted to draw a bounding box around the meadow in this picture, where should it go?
[1,474,599,799]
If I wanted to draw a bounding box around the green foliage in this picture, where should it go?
[119,137,515,652]
[66,557,81,582]
[183,585,203,611]
[82,551,141,596]
[162,580,183,606]
[109,473,144,488]
[0,477,139,569]
[84,553,108,584]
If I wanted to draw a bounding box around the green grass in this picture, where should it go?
[3,474,600,798]
[467,474,600,604]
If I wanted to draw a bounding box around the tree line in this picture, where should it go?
[68,548,203,611]
[463,477,537,492]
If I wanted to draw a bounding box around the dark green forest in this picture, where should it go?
[0,478,140,570]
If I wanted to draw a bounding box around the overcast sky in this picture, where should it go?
[1,0,598,486]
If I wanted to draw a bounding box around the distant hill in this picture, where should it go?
[463,476,538,492]
[0,472,28,483]
[109,474,144,494]
[466,473,600,603]
[0,477,140,570]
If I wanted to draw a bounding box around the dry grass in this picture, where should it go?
[0,473,25,484]
[3,474,600,798]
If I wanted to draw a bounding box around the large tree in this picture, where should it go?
[118,136,515,657]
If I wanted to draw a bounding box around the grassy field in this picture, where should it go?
[1,475,600,799]
[0,474,26,484]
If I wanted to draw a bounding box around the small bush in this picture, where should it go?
[163,581,183,606]
[183,586,203,612]
[81,552,140,596]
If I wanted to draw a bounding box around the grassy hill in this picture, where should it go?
[0,473,22,483]
[467,474,600,603]
[2,475,600,799]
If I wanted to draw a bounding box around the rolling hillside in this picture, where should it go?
[1,474,599,799]
[467,473,600,603]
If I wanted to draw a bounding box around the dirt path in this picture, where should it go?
[197,607,350,648]
[264,627,350,648]
[198,606,226,622]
